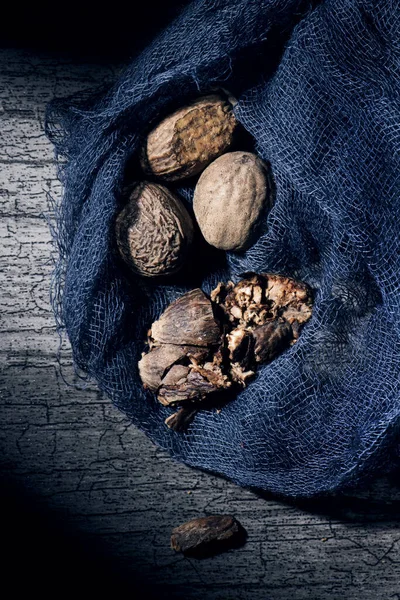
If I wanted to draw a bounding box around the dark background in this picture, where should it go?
[3,1,191,60]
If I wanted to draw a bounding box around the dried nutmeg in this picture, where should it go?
[141,94,237,181]
[171,515,246,557]
[138,289,229,407]
[212,272,313,380]
[139,273,313,430]
[150,288,221,347]
[193,151,273,251]
[115,182,193,278]
[211,272,313,330]
[138,344,197,392]
[165,407,198,432]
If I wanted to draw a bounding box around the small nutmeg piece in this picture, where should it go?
[165,407,198,432]
[141,94,238,181]
[171,515,246,557]
[138,344,195,392]
[115,182,193,278]
[193,151,273,251]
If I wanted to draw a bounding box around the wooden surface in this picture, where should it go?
[1,48,400,599]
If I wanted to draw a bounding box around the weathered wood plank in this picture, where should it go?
[1,48,400,600]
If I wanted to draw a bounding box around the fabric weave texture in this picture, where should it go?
[46,0,400,496]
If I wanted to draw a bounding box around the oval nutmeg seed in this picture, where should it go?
[193,151,273,251]
[115,182,194,278]
[140,94,238,181]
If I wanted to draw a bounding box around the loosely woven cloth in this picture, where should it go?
[46,0,400,496]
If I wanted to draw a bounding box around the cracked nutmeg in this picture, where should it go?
[115,182,193,278]
[138,288,229,411]
[211,272,313,384]
[138,273,313,430]
[140,94,238,181]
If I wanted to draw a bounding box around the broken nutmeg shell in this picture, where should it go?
[138,288,228,407]
[139,273,313,430]
[165,407,198,432]
[150,288,221,347]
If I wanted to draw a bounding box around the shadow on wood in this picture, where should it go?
[252,469,400,525]
[0,476,162,596]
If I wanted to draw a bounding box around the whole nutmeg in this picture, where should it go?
[193,151,273,251]
[141,94,237,181]
[115,182,194,278]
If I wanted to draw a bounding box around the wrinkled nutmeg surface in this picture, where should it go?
[115,182,193,278]
[139,273,313,429]
[171,515,245,557]
[193,151,273,251]
[141,94,237,181]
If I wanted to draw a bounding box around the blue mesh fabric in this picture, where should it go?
[46,0,400,496]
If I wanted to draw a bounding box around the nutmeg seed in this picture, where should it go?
[150,288,221,347]
[141,94,237,181]
[115,182,194,278]
[171,515,245,557]
[193,151,273,251]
